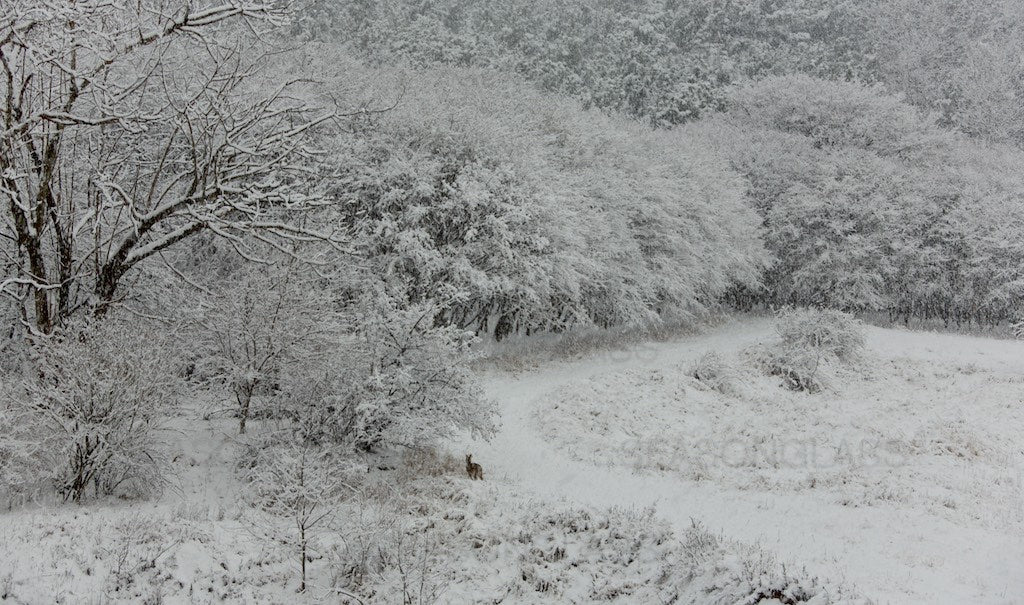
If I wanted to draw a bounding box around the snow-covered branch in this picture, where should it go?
[1,1,348,332]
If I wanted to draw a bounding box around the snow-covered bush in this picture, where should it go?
[690,351,742,395]
[347,294,497,450]
[242,442,350,592]
[193,260,343,434]
[18,320,182,502]
[0,385,53,506]
[748,342,831,394]
[239,288,498,452]
[751,308,865,392]
[290,293,498,451]
[697,74,1024,325]
[775,308,866,361]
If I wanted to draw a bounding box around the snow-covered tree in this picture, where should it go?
[194,259,343,434]
[1,2,338,334]
[243,442,347,592]
[314,55,766,336]
[701,74,1024,325]
[341,291,497,450]
[305,0,881,127]
[868,0,1024,145]
[15,319,182,502]
[338,126,562,338]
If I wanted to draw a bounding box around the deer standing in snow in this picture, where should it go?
[465,454,484,480]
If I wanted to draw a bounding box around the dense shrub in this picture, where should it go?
[262,289,497,452]
[16,320,182,502]
[344,294,497,449]
[775,308,866,362]
[750,308,865,393]
[180,244,497,453]
[690,351,741,395]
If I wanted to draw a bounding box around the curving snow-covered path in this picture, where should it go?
[453,317,1024,605]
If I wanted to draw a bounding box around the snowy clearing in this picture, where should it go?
[1,316,1020,603]
[0,359,862,604]
[458,316,1024,605]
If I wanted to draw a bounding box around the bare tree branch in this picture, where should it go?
[1,1,352,332]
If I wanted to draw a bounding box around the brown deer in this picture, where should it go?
[465,454,484,480]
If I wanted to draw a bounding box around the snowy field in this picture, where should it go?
[461,316,1024,604]
[1,315,1021,603]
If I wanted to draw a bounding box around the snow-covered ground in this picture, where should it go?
[0,413,856,604]
[1,315,1020,603]
[458,316,1024,604]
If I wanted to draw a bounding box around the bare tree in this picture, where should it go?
[195,258,342,434]
[1,2,338,334]
[19,318,182,502]
[244,442,345,593]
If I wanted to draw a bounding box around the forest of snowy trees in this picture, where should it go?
[5,1,1024,336]
[4,0,1024,505]
[309,0,1024,326]
[1,1,1023,602]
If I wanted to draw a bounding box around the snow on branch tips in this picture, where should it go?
[0,1,345,334]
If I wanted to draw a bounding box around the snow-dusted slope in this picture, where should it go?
[456,317,1024,605]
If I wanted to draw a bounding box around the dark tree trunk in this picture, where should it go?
[236,382,256,434]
